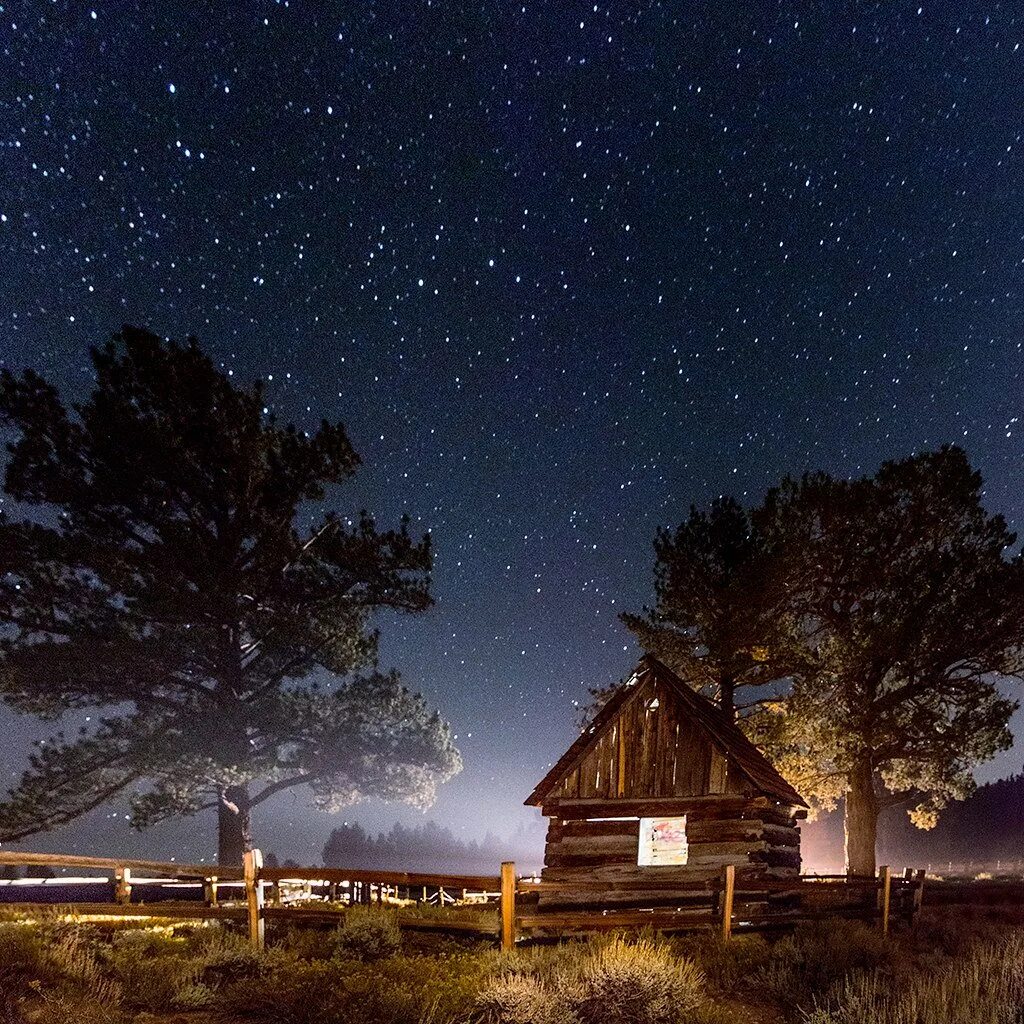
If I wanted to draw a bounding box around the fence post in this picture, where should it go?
[243,849,265,950]
[720,864,735,941]
[878,865,891,936]
[203,875,219,907]
[912,868,925,923]
[114,865,132,905]
[500,861,516,951]
[901,867,914,924]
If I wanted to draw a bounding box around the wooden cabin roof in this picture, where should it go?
[526,654,807,809]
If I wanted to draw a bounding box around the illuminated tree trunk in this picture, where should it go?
[217,784,252,866]
[844,759,878,876]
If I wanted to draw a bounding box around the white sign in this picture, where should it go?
[637,815,689,866]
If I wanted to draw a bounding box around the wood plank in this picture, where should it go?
[544,796,755,820]
[0,851,241,880]
[519,907,716,931]
[524,876,718,894]
[547,835,638,857]
[557,819,641,839]
[259,867,500,889]
[500,861,516,951]
[0,902,245,920]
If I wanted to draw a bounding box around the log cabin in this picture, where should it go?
[526,654,808,909]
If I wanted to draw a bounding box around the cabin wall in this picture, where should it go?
[538,798,801,909]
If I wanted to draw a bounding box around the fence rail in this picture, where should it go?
[0,848,925,950]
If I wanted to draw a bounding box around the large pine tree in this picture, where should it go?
[0,327,460,863]
[628,448,1024,876]
[756,448,1024,875]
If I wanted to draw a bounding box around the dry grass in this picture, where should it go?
[807,931,1024,1024]
[1,905,1021,1024]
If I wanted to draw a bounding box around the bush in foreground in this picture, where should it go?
[478,935,705,1024]
[332,907,403,961]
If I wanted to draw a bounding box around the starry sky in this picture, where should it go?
[1,1,1023,867]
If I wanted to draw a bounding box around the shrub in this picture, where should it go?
[44,928,123,1008]
[30,996,129,1024]
[218,959,351,1023]
[479,936,705,1024]
[752,919,886,1008]
[476,974,570,1024]
[0,924,48,990]
[280,925,333,960]
[672,933,772,992]
[366,952,494,1022]
[572,937,704,1024]
[222,948,493,1024]
[186,924,272,984]
[278,909,402,963]
[331,907,402,961]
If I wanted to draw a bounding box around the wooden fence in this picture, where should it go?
[0,849,925,951]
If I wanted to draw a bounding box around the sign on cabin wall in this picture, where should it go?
[637,815,688,866]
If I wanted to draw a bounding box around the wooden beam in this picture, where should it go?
[500,861,516,951]
[203,876,219,907]
[913,868,925,922]
[0,850,241,880]
[543,795,754,820]
[259,866,500,890]
[243,849,265,949]
[113,866,132,905]
[616,723,627,798]
[878,865,891,936]
[721,864,735,941]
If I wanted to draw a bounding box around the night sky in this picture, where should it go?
[2,2,1023,867]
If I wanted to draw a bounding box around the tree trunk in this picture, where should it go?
[217,785,252,866]
[719,675,736,718]
[844,759,878,876]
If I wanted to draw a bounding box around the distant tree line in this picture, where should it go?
[322,821,542,874]
[881,773,1024,869]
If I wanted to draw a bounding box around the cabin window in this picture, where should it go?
[637,815,688,866]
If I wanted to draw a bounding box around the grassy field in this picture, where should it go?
[1,904,1022,1024]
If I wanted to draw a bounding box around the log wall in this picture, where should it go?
[538,797,801,909]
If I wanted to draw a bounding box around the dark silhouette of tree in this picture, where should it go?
[0,327,461,864]
[756,447,1024,875]
[881,773,1024,869]
[621,496,808,716]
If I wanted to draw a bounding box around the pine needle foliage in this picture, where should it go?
[0,327,460,861]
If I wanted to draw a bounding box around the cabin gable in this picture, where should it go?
[544,674,746,802]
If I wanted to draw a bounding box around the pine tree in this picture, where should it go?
[755,447,1024,874]
[621,496,808,716]
[0,327,461,863]
[628,448,1024,876]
